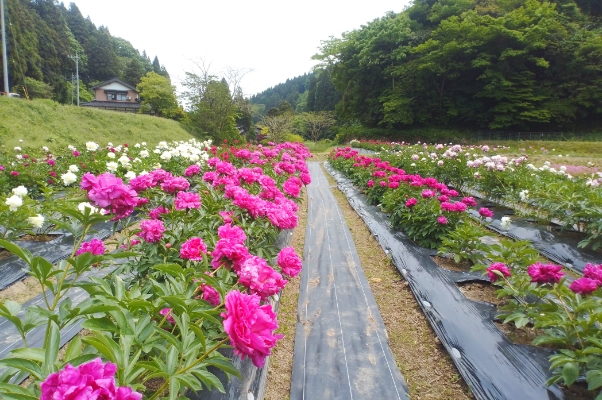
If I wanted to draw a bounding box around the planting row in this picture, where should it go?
[329,148,602,398]
[0,140,311,399]
[349,139,602,250]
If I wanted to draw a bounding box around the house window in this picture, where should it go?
[107,92,127,101]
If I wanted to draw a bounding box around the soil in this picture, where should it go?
[562,382,596,400]
[18,234,61,242]
[264,188,307,400]
[432,255,472,272]
[321,164,473,400]
[0,249,11,260]
[455,281,506,307]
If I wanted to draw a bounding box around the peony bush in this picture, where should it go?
[0,139,310,399]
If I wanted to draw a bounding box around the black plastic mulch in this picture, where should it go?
[325,162,566,400]
[290,162,409,400]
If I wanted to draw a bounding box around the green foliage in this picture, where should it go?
[137,72,184,120]
[20,77,54,99]
[312,0,602,133]
[438,221,489,264]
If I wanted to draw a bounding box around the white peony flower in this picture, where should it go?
[153,163,162,170]
[107,152,116,159]
[500,216,511,230]
[519,190,529,202]
[124,171,136,180]
[5,195,23,211]
[134,143,141,148]
[14,146,21,151]
[106,162,119,172]
[61,171,77,185]
[118,155,130,164]
[139,150,150,158]
[78,202,99,214]
[160,151,172,161]
[27,214,45,229]
[68,145,76,151]
[86,142,100,151]
[141,142,147,146]
[12,185,28,197]
[42,146,49,152]
[69,164,79,173]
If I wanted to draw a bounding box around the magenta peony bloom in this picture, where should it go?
[219,211,233,224]
[583,263,602,285]
[138,219,165,243]
[185,164,201,177]
[40,358,141,400]
[161,176,190,193]
[437,216,448,225]
[300,172,311,185]
[527,262,564,284]
[437,195,449,203]
[486,262,511,282]
[388,182,399,189]
[174,191,201,210]
[80,172,139,220]
[180,237,208,261]
[222,290,283,368]
[201,284,221,306]
[76,238,105,256]
[461,197,477,207]
[277,247,302,277]
[479,207,494,218]
[569,278,598,295]
[379,181,387,187]
[218,224,246,243]
[405,198,417,208]
[367,180,374,188]
[10,171,18,176]
[237,256,288,299]
[128,174,155,192]
[73,150,80,157]
[149,206,169,220]
[283,177,302,197]
[421,189,436,198]
[159,308,175,324]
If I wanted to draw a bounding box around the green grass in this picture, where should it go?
[304,140,335,154]
[0,97,197,149]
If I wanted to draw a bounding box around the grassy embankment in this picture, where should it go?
[0,97,196,148]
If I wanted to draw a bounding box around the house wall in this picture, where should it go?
[94,88,139,102]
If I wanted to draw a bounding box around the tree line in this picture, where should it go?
[313,0,602,132]
[1,0,169,102]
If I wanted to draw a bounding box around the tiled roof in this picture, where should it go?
[91,77,137,91]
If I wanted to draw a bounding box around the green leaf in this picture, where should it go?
[81,318,119,333]
[204,358,242,378]
[562,362,580,386]
[60,354,98,368]
[0,239,33,266]
[0,358,44,379]
[9,348,45,363]
[587,370,602,390]
[44,321,60,374]
[64,335,83,362]
[153,263,184,276]
[0,382,39,399]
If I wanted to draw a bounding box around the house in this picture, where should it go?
[80,77,149,114]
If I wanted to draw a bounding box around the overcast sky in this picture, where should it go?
[71,0,412,97]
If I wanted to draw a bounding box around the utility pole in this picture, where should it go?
[71,73,74,105]
[68,53,79,105]
[1,0,9,94]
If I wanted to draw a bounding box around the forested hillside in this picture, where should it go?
[250,69,341,114]
[0,0,169,102]
[311,0,602,131]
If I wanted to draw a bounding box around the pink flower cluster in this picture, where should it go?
[80,172,139,220]
[527,262,564,284]
[237,256,287,299]
[76,238,105,256]
[211,224,250,270]
[486,262,511,282]
[174,191,201,210]
[41,358,141,400]
[200,284,221,306]
[277,247,303,277]
[222,290,283,368]
[569,263,602,295]
[180,237,208,261]
[138,219,165,243]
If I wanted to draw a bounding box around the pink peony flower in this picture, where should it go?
[128,174,155,192]
[219,211,233,224]
[277,247,302,277]
[201,285,221,306]
[222,290,283,368]
[185,164,201,177]
[10,171,18,176]
[479,207,494,218]
[40,358,141,400]
[367,180,374,188]
[174,191,201,210]
[438,195,449,203]
[283,177,302,197]
[388,182,399,189]
[461,197,477,207]
[80,172,139,220]
[76,238,105,256]
[237,256,287,299]
[149,206,169,220]
[159,308,175,324]
[583,263,602,285]
[180,237,208,261]
[218,224,246,243]
[486,262,511,282]
[527,262,564,284]
[405,198,417,208]
[437,216,448,225]
[161,177,190,193]
[300,172,311,185]
[379,181,387,187]
[421,189,436,198]
[569,278,598,295]
[138,219,165,243]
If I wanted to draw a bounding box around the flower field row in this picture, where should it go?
[329,147,602,397]
[349,139,602,250]
[0,139,311,399]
